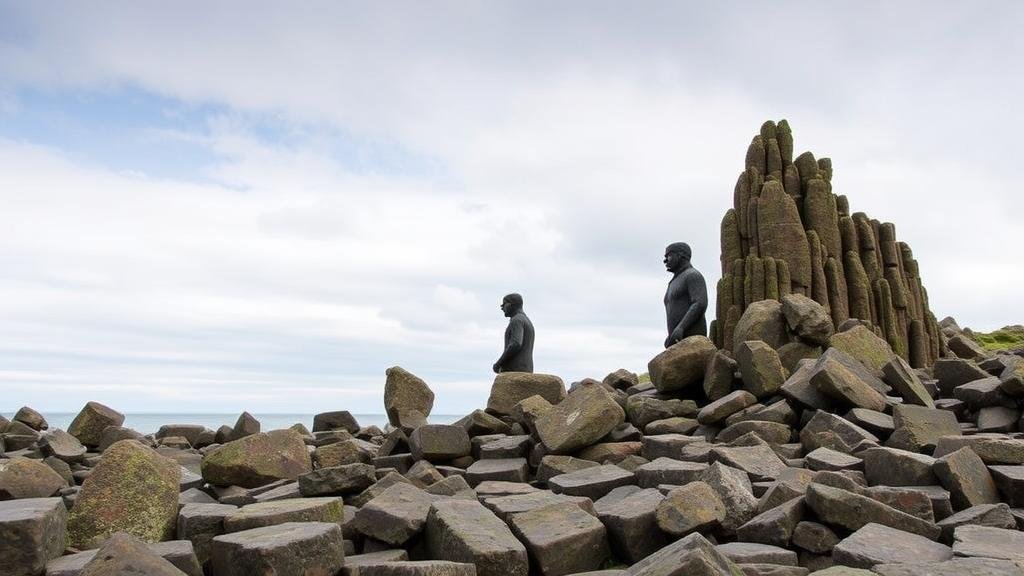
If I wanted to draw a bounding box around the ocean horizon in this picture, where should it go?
[0,411,463,435]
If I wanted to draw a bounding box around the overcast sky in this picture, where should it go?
[0,2,1021,415]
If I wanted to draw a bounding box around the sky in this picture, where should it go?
[0,2,1021,415]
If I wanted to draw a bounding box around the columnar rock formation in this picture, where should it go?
[712,120,945,367]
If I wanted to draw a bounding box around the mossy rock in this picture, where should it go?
[827,325,895,376]
[970,326,1024,351]
[0,457,68,499]
[66,439,180,549]
[201,429,311,488]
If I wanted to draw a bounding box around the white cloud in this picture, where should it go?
[0,2,1022,416]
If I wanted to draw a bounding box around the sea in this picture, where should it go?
[0,412,463,435]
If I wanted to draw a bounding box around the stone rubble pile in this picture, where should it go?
[2,313,1024,576]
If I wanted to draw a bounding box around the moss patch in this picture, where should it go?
[970,326,1024,351]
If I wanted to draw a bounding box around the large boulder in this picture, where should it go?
[68,402,125,447]
[486,373,566,416]
[0,498,68,576]
[13,406,48,431]
[535,385,625,454]
[647,336,717,392]
[808,348,888,411]
[0,457,68,499]
[424,499,528,576]
[210,522,345,576]
[80,532,187,576]
[201,430,311,489]
[781,293,834,345]
[384,366,435,429]
[732,300,788,353]
[827,325,896,376]
[410,425,472,462]
[67,440,181,549]
[736,340,787,398]
[312,411,360,434]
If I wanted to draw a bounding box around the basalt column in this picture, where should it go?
[714,120,944,367]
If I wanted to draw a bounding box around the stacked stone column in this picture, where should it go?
[712,120,943,367]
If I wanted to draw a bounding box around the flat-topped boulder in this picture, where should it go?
[312,410,360,433]
[833,523,951,569]
[0,498,67,576]
[68,401,125,447]
[595,488,668,563]
[535,385,624,454]
[486,373,566,416]
[548,464,636,500]
[79,532,191,576]
[47,539,202,576]
[353,483,437,545]
[201,429,311,488]
[211,522,345,576]
[425,499,528,576]
[648,335,717,392]
[67,440,181,549]
[508,501,609,576]
[299,463,377,497]
[410,425,472,462]
[223,497,344,533]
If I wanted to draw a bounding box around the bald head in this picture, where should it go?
[665,242,691,259]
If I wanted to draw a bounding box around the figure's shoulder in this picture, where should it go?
[515,312,534,327]
[681,266,706,281]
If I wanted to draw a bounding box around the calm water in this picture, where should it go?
[0,412,462,435]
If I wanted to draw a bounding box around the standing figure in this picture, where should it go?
[493,293,535,373]
[663,242,708,348]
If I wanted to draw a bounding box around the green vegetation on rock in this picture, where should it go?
[970,325,1024,351]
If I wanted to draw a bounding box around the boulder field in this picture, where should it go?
[2,315,1024,576]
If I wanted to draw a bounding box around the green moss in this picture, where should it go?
[637,373,651,385]
[970,326,1024,351]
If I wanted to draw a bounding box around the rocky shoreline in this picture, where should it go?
[3,306,1024,575]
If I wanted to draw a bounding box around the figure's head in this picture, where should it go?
[663,242,691,272]
[501,293,523,317]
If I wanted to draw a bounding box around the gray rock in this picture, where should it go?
[655,481,726,536]
[595,488,668,564]
[353,483,435,545]
[698,390,758,425]
[508,501,609,576]
[223,497,344,533]
[887,404,960,453]
[733,300,789,353]
[882,356,935,408]
[0,498,67,576]
[933,447,999,510]
[737,341,788,399]
[384,366,435,430]
[933,358,991,396]
[410,425,472,462]
[809,349,887,411]
[833,523,951,569]
[635,457,708,488]
[67,401,125,448]
[933,434,1024,464]
[861,447,937,486]
[936,503,1015,543]
[804,483,940,539]
[535,385,624,454]
[486,373,565,416]
[535,455,599,484]
[709,444,788,482]
[782,293,834,346]
[13,406,47,431]
[648,335,718,392]
[176,503,237,567]
[312,411,360,434]
[873,557,1024,576]
[800,410,877,454]
[791,521,837,554]
[211,522,345,576]
[47,540,202,576]
[716,541,797,566]
[298,463,377,496]
[350,561,477,576]
[79,533,190,576]
[703,351,739,401]
[625,532,742,576]
[227,412,260,442]
[465,459,529,485]
[989,465,1024,506]
[804,448,861,472]
[736,497,804,548]
[548,464,636,501]
[701,462,757,533]
[425,499,527,576]
[626,395,698,430]
[952,524,1024,562]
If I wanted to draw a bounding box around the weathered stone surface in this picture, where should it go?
[351,561,477,576]
[833,523,951,569]
[353,483,436,545]
[535,455,599,484]
[656,481,726,536]
[736,496,804,548]
[384,366,435,429]
[625,532,742,576]
[718,421,792,445]
[456,410,513,437]
[756,181,812,292]
[873,557,1024,576]
[484,491,593,522]
[934,358,991,396]
[791,521,838,554]
[804,483,940,540]
[0,498,67,576]
[716,541,797,566]
[508,501,609,576]
[410,425,472,462]
[809,349,887,411]
[77,532,188,576]
[47,540,202,576]
[466,459,529,485]
[223,497,344,533]
[698,391,757,425]
[782,294,834,346]
[176,503,237,567]
[709,445,787,482]
[13,406,47,431]
[737,341,788,398]
[933,447,999,510]
[548,464,635,501]
[935,503,1015,543]
[626,395,698,430]
[882,356,934,408]
[299,463,377,497]
[733,300,789,353]
[952,524,1024,562]
[777,342,823,374]
[595,488,668,563]
[843,408,893,437]
[535,385,624,454]
[348,471,413,508]
[37,429,87,464]
[67,440,180,549]
[478,435,532,460]
[201,429,311,488]
[425,499,527,576]
[861,447,937,486]
[704,351,739,401]
[98,426,147,452]
[805,448,861,472]
[648,335,717,392]
[316,438,375,468]
[312,411,360,434]
[68,402,125,447]
[947,334,990,361]
[781,360,836,411]
[976,406,1020,433]
[827,325,895,376]
[990,465,1024,506]
[933,434,1024,464]
[0,457,67,499]
[701,462,758,533]
[635,457,708,488]
[211,521,345,576]
[487,373,565,416]
[800,410,878,454]
[887,404,959,453]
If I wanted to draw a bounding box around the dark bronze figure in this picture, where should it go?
[663,242,708,347]
[493,293,535,373]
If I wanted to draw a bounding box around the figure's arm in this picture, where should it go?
[669,273,708,341]
[494,318,524,371]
